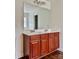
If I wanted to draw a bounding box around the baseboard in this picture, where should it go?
[18,55,29,59]
[57,48,63,52]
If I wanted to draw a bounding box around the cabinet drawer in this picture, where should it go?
[49,33,54,38]
[54,32,59,36]
[41,34,48,39]
[30,35,40,41]
[31,39,40,43]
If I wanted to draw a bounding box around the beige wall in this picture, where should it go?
[51,0,63,51]
[15,0,63,59]
[15,0,24,59]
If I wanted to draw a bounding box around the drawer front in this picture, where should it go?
[54,32,59,36]
[49,33,54,38]
[31,35,40,41]
[41,34,48,39]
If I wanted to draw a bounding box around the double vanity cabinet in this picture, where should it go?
[23,32,59,59]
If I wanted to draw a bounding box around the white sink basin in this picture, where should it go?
[23,29,52,36]
[35,29,51,33]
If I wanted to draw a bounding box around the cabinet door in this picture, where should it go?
[54,32,59,50]
[30,35,40,59]
[49,33,55,52]
[41,34,49,55]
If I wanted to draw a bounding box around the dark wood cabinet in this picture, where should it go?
[30,40,40,59]
[49,33,55,52]
[23,32,59,59]
[54,32,59,50]
[30,35,40,59]
[41,34,49,55]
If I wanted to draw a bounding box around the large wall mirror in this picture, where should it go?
[24,3,52,30]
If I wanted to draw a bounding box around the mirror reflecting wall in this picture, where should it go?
[24,3,52,30]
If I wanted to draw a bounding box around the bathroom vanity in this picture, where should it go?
[23,2,60,59]
[23,31,59,59]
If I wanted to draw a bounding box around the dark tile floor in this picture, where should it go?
[41,50,63,59]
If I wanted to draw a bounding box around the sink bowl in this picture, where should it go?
[35,29,51,33]
[23,29,52,35]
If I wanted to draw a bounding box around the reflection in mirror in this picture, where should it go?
[34,15,38,29]
[24,13,29,29]
[24,3,51,30]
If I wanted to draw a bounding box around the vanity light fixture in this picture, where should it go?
[33,0,46,5]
